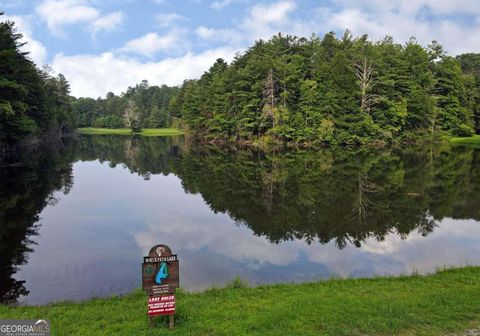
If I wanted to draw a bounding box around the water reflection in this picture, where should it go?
[0,140,75,304]
[1,135,479,304]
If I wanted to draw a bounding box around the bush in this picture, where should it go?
[315,119,335,144]
[92,115,123,128]
[453,123,475,137]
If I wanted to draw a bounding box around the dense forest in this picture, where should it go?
[75,32,480,145]
[2,10,480,146]
[73,81,179,130]
[0,13,75,147]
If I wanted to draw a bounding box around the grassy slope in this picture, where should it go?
[76,128,184,136]
[450,134,480,144]
[0,268,479,335]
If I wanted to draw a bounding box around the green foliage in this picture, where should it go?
[92,115,123,128]
[226,276,249,289]
[145,105,169,128]
[456,53,480,133]
[454,123,475,137]
[3,18,479,146]
[315,119,335,144]
[169,33,478,145]
[73,81,180,131]
[0,15,75,145]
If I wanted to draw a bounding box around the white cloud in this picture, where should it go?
[195,0,309,47]
[304,218,480,278]
[120,30,187,57]
[156,13,186,28]
[314,0,480,55]
[52,47,236,97]
[210,0,232,10]
[37,0,98,35]
[244,0,317,40]
[89,11,124,35]
[335,0,480,16]
[36,0,123,36]
[194,0,480,55]
[249,0,296,25]
[0,15,47,65]
[195,26,241,44]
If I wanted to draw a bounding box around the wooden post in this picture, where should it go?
[169,315,174,330]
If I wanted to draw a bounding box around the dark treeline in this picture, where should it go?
[173,33,480,145]
[3,11,480,146]
[456,53,480,134]
[73,80,180,129]
[74,32,480,145]
[0,13,75,147]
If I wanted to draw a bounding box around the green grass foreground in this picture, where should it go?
[76,127,184,136]
[450,134,480,144]
[1,268,480,335]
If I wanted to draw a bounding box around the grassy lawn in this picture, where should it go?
[0,267,479,335]
[76,128,184,136]
[450,134,480,144]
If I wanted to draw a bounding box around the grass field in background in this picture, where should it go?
[450,134,480,144]
[77,128,184,136]
[1,267,479,335]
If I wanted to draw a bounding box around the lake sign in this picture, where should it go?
[142,244,179,295]
[148,295,176,316]
[142,244,179,328]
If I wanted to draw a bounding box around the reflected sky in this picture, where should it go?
[15,158,480,305]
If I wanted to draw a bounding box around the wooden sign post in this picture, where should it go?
[142,244,179,329]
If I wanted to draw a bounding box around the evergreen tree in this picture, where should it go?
[0,13,75,145]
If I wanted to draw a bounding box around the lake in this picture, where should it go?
[1,135,480,305]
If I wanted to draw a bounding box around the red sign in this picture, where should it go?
[148,295,175,316]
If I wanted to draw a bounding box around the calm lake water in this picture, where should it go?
[1,135,480,305]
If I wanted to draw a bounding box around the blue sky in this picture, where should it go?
[2,0,480,97]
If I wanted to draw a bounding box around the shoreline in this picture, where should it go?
[1,267,479,335]
[76,127,184,136]
[75,127,480,148]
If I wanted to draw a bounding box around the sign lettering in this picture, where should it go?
[147,295,176,316]
[142,244,179,328]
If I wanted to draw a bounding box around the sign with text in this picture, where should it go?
[143,244,179,328]
[147,295,175,316]
[142,244,179,296]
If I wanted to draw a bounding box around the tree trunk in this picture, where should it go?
[354,59,376,114]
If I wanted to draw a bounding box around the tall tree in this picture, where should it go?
[123,99,142,133]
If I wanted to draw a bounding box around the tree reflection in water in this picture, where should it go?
[1,134,479,303]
